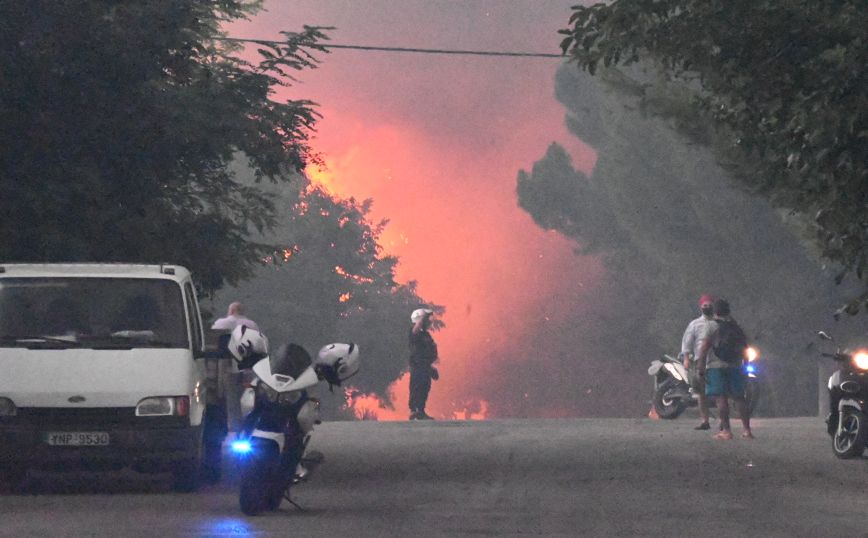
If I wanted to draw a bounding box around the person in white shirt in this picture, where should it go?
[211,301,259,333]
[680,294,715,430]
[202,302,260,482]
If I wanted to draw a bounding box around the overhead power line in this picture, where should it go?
[218,37,564,59]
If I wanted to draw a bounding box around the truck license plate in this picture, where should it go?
[46,432,110,446]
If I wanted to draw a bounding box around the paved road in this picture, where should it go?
[1,417,866,537]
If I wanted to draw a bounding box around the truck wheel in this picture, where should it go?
[172,431,203,492]
[202,409,227,485]
[172,457,201,492]
[0,468,27,491]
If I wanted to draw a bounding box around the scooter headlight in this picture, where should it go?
[852,350,868,370]
[745,346,760,362]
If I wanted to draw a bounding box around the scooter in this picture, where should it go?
[648,347,761,419]
[818,331,868,459]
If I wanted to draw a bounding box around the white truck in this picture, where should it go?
[0,263,220,491]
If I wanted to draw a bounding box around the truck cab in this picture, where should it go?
[0,263,212,491]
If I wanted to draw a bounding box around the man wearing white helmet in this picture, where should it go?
[408,308,438,420]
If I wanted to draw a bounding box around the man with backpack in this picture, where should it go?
[697,298,754,440]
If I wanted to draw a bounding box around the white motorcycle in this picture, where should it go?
[227,327,359,515]
[648,347,761,419]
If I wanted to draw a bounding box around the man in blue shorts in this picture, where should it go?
[697,299,754,440]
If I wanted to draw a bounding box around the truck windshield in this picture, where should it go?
[0,278,188,348]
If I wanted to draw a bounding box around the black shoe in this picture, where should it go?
[694,422,711,430]
[415,411,434,420]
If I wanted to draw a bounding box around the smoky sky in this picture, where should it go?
[219,2,865,419]
[516,63,866,416]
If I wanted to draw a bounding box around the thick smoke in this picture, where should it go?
[516,64,865,416]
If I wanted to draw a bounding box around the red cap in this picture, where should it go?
[698,294,714,307]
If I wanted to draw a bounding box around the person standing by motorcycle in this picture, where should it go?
[680,294,715,430]
[697,298,754,440]
[409,308,438,420]
[203,302,261,481]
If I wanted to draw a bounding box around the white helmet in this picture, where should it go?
[315,343,360,388]
[411,308,433,324]
[228,324,269,367]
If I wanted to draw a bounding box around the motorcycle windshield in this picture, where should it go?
[270,343,313,380]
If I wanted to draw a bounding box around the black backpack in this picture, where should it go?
[713,319,748,364]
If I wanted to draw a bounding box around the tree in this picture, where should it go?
[516,63,867,416]
[210,180,442,417]
[560,0,868,313]
[0,1,327,293]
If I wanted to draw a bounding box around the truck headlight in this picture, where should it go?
[0,397,16,416]
[135,396,189,417]
[745,346,759,362]
[852,351,868,370]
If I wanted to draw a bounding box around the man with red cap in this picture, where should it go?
[679,294,715,430]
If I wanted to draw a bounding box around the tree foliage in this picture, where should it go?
[0,0,328,293]
[560,0,868,312]
[212,182,442,416]
[516,64,866,415]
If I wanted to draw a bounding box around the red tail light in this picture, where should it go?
[175,396,190,417]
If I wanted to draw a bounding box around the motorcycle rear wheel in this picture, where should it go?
[653,378,688,419]
[833,409,868,459]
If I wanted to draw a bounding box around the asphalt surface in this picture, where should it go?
[1,417,867,537]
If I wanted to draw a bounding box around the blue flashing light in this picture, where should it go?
[745,364,757,374]
[231,440,252,454]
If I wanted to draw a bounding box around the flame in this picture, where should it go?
[306,163,340,195]
[343,373,491,421]
[234,4,602,418]
[335,265,375,284]
[343,384,406,421]
[261,246,299,265]
[338,292,351,303]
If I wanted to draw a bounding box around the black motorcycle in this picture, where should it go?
[819,331,868,459]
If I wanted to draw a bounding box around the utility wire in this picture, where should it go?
[218,37,564,59]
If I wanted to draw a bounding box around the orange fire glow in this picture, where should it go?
[334,265,374,284]
[343,374,491,421]
[232,2,602,418]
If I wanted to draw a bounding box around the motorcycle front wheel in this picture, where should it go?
[653,378,688,419]
[239,443,279,516]
[745,378,761,416]
[833,409,868,459]
[239,464,267,516]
